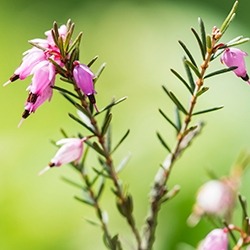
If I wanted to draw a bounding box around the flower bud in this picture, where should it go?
[187,179,236,226]
[221,47,250,83]
[199,229,228,250]
[39,138,86,175]
[73,61,96,103]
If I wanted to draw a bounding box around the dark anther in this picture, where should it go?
[27,93,38,103]
[241,74,249,82]
[22,110,30,119]
[88,94,96,104]
[49,162,55,168]
[10,74,20,82]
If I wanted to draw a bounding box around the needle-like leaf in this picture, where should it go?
[204,66,237,79]
[183,57,196,91]
[170,68,192,94]
[198,17,207,53]
[178,40,197,67]
[111,130,130,154]
[156,132,171,153]
[191,27,205,59]
[162,86,188,114]
[193,106,224,116]
[159,109,179,132]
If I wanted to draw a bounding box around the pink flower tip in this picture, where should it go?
[72,61,96,98]
[221,47,250,83]
[200,229,228,250]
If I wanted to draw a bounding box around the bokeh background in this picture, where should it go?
[1,0,250,249]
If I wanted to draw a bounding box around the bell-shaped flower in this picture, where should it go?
[73,61,96,103]
[39,138,86,175]
[4,48,46,86]
[199,229,228,250]
[187,179,237,226]
[29,60,56,97]
[221,47,250,83]
[20,83,53,123]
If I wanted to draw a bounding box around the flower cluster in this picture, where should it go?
[4,21,97,126]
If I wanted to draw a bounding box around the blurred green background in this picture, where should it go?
[1,0,250,249]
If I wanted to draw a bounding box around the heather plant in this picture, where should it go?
[4,1,250,249]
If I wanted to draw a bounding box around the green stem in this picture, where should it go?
[141,35,218,250]
[71,76,141,248]
[81,173,115,249]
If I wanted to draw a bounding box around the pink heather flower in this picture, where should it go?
[73,61,96,103]
[3,48,47,86]
[187,179,236,226]
[39,138,86,175]
[29,60,56,96]
[221,47,250,83]
[22,84,53,117]
[199,229,228,250]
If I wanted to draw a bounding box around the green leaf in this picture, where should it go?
[68,113,96,134]
[204,66,237,79]
[94,63,106,84]
[206,35,212,50]
[170,68,192,94]
[61,176,84,189]
[87,55,99,67]
[184,59,201,78]
[52,85,79,99]
[48,58,67,77]
[156,132,171,153]
[61,92,79,107]
[198,17,207,53]
[103,234,122,250]
[68,47,80,67]
[64,22,75,52]
[174,106,182,131]
[92,166,110,179]
[191,27,205,59]
[183,57,195,91]
[96,177,105,200]
[178,40,197,67]
[196,87,209,97]
[95,97,127,116]
[220,1,238,35]
[193,106,224,116]
[101,112,112,136]
[159,109,179,132]
[58,36,65,58]
[84,218,100,227]
[111,129,130,154]
[106,125,112,153]
[226,37,250,47]
[51,22,60,48]
[85,141,107,157]
[162,86,188,114]
[74,195,94,206]
[75,102,93,119]
[60,128,68,138]
[68,32,83,53]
